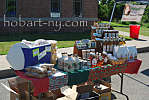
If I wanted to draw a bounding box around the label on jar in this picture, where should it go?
[103,45,106,52]
[92,58,97,66]
[107,45,109,52]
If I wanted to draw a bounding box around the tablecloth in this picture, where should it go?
[88,64,127,82]
[15,59,142,96]
[124,59,142,74]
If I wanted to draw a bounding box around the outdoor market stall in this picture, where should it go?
[6,23,142,100]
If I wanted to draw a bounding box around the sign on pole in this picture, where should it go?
[121,4,147,22]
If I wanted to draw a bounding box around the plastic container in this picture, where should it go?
[130,25,140,39]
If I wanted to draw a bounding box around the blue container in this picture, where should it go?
[22,44,51,68]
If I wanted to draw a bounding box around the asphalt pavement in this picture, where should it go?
[0,52,149,100]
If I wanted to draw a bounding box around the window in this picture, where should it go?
[73,0,82,17]
[51,0,60,13]
[6,0,16,17]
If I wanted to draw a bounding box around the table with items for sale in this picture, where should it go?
[6,23,142,100]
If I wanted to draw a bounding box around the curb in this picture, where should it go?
[0,47,149,79]
[137,47,149,53]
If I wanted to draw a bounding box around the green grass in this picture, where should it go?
[0,41,20,55]
[101,21,149,36]
[0,41,75,55]
[0,32,90,55]
[101,21,128,27]
[114,27,149,36]
[0,21,148,55]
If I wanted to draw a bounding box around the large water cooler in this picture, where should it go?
[7,40,55,70]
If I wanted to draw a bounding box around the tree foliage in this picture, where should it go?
[98,0,149,23]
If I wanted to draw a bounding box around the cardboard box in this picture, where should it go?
[93,80,111,94]
[8,77,34,100]
[25,91,57,100]
[77,82,94,94]
[99,92,111,100]
[8,76,31,94]
[10,92,27,100]
[49,71,68,90]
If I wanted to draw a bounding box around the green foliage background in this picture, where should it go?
[98,0,149,24]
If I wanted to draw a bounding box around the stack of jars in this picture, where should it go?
[82,49,109,68]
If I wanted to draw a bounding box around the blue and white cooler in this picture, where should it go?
[7,39,57,70]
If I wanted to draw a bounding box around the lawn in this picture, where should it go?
[101,21,149,36]
[0,32,90,55]
[114,26,149,36]
[1,21,148,55]
[0,41,75,55]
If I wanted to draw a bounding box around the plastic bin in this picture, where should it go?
[129,25,140,39]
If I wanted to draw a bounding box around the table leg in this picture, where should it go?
[112,73,129,100]
[38,93,42,100]
[120,73,123,94]
[28,80,32,100]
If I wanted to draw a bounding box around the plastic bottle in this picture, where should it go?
[67,54,74,72]
[63,53,68,72]
[91,56,97,68]
[74,54,80,70]
[87,59,91,68]
[58,53,65,70]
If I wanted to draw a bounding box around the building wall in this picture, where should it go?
[83,0,98,18]
[0,0,5,17]
[17,0,50,18]
[61,0,73,18]
[0,0,98,33]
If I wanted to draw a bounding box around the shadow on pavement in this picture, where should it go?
[141,69,149,77]
[124,74,149,87]
[134,38,147,41]
[111,93,117,100]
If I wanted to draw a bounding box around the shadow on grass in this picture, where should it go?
[0,32,91,42]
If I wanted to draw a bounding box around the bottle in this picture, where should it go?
[87,59,91,68]
[86,49,90,59]
[110,37,113,52]
[83,60,88,69]
[67,54,74,72]
[103,57,108,65]
[91,49,96,55]
[91,56,97,68]
[73,54,80,70]
[58,53,65,70]
[96,52,99,61]
[103,37,107,52]
[64,55,68,72]
[98,53,103,61]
